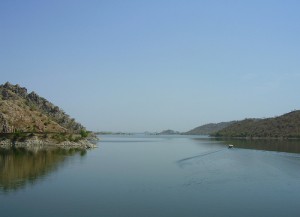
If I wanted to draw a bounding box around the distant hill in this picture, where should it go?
[213,111,300,138]
[158,129,180,135]
[0,82,85,134]
[184,121,236,135]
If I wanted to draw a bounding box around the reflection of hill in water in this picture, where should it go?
[0,148,86,193]
[205,138,300,154]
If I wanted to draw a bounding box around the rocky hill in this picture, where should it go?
[184,121,236,135]
[213,111,300,138]
[0,82,85,134]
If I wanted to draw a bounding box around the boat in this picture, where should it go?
[228,144,234,149]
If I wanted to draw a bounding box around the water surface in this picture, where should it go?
[1,135,300,217]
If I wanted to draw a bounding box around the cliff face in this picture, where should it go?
[0,82,85,134]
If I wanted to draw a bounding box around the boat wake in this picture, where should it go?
[176,148,226,164]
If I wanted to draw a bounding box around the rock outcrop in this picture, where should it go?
[0,113,11,133]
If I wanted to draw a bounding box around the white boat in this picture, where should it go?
[228,144,234,149]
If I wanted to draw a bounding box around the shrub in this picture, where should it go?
[80,130,89,138]
[12,130,27,142]
[51,133,68,143]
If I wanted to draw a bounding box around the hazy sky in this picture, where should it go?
[1,0,300,132]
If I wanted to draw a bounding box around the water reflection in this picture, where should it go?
[0,147,86,193]
[193,137,300,154]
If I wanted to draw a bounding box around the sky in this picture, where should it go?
[1,0,300,132]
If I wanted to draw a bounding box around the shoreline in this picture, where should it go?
[0,137,98,150]
[211,136,300,140]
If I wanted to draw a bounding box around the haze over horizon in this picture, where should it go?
[1,0,300,132]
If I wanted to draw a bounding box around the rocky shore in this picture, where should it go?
[0,136,98,150]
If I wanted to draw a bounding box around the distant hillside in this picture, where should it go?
[213,111,300,138]
[185,121,236,135]
[0,82,85,134]
[158,129,180,135]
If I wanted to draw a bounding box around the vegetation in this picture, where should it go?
[0,131,29,142]
[0,82,86,135]
[0,82,92,144]
[80,130,89,138]
[212,111,300,138]
[12,130,27,142]
[184,121,236,135]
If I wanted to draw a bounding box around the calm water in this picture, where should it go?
[1,135,300,217]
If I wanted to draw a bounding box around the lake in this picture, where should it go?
[1,135,300,217]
